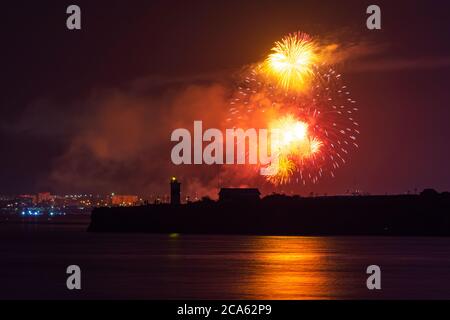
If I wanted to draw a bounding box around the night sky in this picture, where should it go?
[1,0,450,196]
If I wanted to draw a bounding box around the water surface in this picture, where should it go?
[1,222,449,299]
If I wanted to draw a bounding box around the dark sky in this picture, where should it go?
[1,0,450,196]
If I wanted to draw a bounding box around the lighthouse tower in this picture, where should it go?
[170,177,181,206]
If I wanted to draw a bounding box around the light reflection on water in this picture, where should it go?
[233,237,334,299]
[1,223,450,299]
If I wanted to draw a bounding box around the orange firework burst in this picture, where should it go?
[264,32,318,92]
[269,115,321,158]
[266,115,323,185]
[228,32,360,186]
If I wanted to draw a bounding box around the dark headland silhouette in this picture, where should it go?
[88,180,450,236]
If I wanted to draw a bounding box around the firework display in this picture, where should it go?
[228,32,360,186]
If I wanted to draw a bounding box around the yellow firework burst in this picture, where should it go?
[266,155,296,185]
[264,32,318,92]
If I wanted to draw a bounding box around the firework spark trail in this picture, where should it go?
[228,32,360,186]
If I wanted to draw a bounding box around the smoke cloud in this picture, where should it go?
[45,82,230,199]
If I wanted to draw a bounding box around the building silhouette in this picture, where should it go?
[219,188,261,203]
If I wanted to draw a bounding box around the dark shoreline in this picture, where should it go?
[88,194,450,236]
